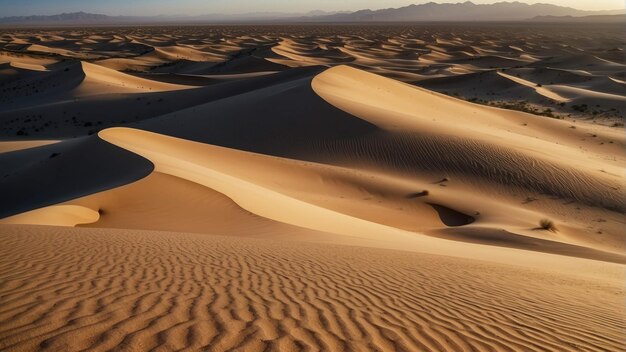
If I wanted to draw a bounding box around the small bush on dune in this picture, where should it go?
[539,219,557,232]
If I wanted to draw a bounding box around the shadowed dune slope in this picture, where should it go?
[0,136,154,218]
[136,70,379,154]
[0,61,191,108]
[0,65,328,139]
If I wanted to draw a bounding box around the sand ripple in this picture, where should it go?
[0,225,623,352]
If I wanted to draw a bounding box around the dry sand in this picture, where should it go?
[0,24,624,351]
[0,225,623,352]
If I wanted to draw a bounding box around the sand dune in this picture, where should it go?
[5,171,337,240]
[0,23,624,352]
[77,61,192,94]
[1,205,99,226]
[1,120,618,264]
[2,63,623,257]
[99,126,625,262]
[0,60,194,112]
[496,71,571,102]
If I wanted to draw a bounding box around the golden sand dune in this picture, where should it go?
[4,171,334,240]
[1,204,99,226]
[0,24,624,351]
[77,61,192,94]
[3,119,622,262]
[496,71,571,102]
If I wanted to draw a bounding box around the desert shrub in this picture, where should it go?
[540,108,556,118]
[539,219,557,232]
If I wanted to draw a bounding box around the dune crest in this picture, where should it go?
[98,127,425,243]
[1,204,99,226]
[77,61,194,95]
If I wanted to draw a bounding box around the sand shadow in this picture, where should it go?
[427,203,475,227]
[405,190,429,198]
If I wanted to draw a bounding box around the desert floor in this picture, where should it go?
[0,23,624,351]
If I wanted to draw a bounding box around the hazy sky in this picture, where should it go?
[1,1,622,16]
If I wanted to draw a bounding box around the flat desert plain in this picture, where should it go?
[0,24,624,351]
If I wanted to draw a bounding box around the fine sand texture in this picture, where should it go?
[0,225,624,352]
[0,23,624,352]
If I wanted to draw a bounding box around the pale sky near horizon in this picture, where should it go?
[0,0,622,16]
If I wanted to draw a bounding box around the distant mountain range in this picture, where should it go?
[0,12,111,24]
[1,2,624,25]
[308,2,625,22]
[0,10,344,25]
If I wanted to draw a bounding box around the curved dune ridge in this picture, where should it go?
[0,24,625,352]
[4,118,620,263]
[77,61,193,94]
